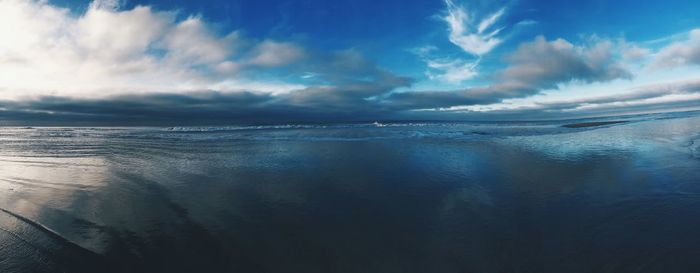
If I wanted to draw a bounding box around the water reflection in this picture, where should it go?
[1,114,700,272]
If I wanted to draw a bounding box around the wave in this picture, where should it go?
[164,122,437,132]
[166,124,324,132]
[0,121,626,143]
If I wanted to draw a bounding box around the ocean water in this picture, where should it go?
[2,111,700,273]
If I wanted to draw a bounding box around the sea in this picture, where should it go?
[2,111,700,272]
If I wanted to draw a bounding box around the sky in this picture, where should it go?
[1,0,700,125]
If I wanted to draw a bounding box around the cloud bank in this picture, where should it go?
[1,0,699,125]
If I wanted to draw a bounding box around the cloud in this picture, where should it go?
[0,0,305,99]
[385,36,633,110]
[273,49,414,112]
[425,58,479,83]
[441,80,700,119]
[412,45,479,84]
[0,0,415,124]
[515,20,537,27]
[246,41,306,67]
[443,0,506,56]
[1,26,640,124]
[89,0,121,11]
[3,78,699,125]
[0,92,277,125]
[382,87,504,110]
[162,17,239,66]
[651,29,700,68]
[1,0,697,124]
[500,36,632,89]
[0,75,412,125]
[535,80,700,111]
[417,1,511,84]
[621,43,651,62]
[0,46,413,124]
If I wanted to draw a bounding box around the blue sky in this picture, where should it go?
[1,0,700,124]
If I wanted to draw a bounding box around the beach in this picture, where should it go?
[1,111,700,272]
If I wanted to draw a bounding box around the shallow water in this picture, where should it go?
[2,112,700,272]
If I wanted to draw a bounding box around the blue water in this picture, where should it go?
[1,111,700,272]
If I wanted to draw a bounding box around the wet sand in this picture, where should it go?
[2,112,700,273]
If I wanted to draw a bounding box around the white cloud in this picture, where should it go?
[247,41,306,67]
[445,79,700,115]
[515,20,537,27]
[88,0,121,11]
[416,1,508,84]
[443,0,506,56]
[477,8,505,34]
[412,45,478,83]
[651,29,700,68]
[426,58,479,83]
[209,79,306,95]
[76,6,172,61]
[162,17,239,65]
[0,0,306,100]
[621,44,651,62]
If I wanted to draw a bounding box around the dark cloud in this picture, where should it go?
[0,92,356,126]
[1,92,275,125]
[2,79,700,125]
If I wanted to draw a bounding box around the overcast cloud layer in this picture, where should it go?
[1,0,700,125]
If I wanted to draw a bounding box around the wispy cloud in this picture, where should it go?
[443,0,506,56]
[415,1,509,84]
[412,45,479,83]
[425,58,479,83]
